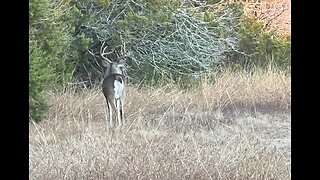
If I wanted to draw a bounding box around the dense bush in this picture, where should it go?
[71,0,242,87]
[225,16,291,71]
[29,0,291,122]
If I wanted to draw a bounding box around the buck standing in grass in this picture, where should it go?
[100,42,127,128]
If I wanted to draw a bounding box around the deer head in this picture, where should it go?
[100,41,127,76]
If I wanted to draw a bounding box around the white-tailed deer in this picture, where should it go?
[100,42,127,128]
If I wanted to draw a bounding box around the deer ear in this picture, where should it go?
[101,59,111,68]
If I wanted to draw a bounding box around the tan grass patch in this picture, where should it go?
[30,69,291,179]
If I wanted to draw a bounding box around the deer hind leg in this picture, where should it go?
[120,99,124,125]
[106,101,113,128]
[116,98,122,127]
[107,100,117,128]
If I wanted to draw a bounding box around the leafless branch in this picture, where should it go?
[81,0,246,81]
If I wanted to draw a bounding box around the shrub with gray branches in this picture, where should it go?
[73,0,243,86]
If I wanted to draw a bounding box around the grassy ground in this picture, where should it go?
[29,69,291,180]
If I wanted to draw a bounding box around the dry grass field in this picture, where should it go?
[29,69,291,179]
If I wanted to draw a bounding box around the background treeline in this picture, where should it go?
[29,0,291,122]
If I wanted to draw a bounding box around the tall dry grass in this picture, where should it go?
[29,69,291,179]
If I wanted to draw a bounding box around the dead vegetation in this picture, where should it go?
[29,69,291,179]
[229,0,291,35]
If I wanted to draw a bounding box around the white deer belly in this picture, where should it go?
[114,79,124,99]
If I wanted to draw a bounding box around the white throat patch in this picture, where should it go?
[114,79,124,99]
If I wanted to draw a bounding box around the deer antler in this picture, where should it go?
[117,55,128,61]
[116,41,128,62]
[100,41,113,63]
